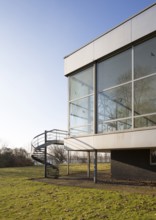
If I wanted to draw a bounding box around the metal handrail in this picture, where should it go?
[31,129,68,152]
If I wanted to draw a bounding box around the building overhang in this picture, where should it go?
[64,128,156,151]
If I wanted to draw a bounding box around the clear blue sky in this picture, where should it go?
[0,0,155,151]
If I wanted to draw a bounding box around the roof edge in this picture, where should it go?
[64,3,156,59]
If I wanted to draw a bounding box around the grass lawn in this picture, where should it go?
[0,165,156,220]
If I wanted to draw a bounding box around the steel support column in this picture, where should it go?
[94,150,97,183]
[44,130,47,178]
[67,150,70,175]
[87,151,90,178]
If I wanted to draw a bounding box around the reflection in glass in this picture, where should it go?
[134,115,156,128]
[70,125,93,136]
[98,84,132,123]
[134,37,156,79]
[69,67,93,100]
[68,36,156,136]
[70,96,93,129]
[97,49,131,91]
[134,75,156,116]
[98,119,131,133]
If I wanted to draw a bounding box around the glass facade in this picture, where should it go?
[97,49,132,91]
[134,37,156,129]
[68,36,156,136]
[69,67,94,136]
[134,37,156,79]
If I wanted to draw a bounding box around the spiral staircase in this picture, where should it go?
[31,129,68,178]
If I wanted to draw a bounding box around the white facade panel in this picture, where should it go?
[64,128,156,151]
[64,4,156,76]
[65,136,94,151]
[64,43,94,75]
[132,5,156,41]
[94,21,131,60]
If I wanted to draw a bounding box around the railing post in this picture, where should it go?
[44,130,47,178]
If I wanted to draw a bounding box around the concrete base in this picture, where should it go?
[111,149,156,181]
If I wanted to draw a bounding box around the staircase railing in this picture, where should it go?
[31,129,68,178]
[31,129,68,149]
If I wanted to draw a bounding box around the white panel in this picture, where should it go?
[64,136,94,151]
[64,21,131,75]
[132,5,156,41]
[64,43,94,75]
[64,128,156,151]
[94,21,131,60]
[94,129,156,150]
[64,4,156,76]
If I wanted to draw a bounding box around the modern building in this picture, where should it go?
[64,4,156,182]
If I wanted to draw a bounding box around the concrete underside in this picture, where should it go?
[111,149,156,181]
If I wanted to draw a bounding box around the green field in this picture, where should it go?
[0,165,156,220]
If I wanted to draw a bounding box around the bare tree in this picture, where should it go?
[49,145,67,164]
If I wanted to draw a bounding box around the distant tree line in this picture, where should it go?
[0,147,33,167]
[68,152,111,163]
[48,145,110,164]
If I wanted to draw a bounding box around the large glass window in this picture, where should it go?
[70,125,93,136]
[98,85,132,132]
[134,37,156,129]
[97,49,131,91]
[98,119,132,133]
[97,36,156,133]
[134,115,156,128]
[134,75,156,116]
[68,36,156,137]
[134,37,156,79]
[69,66,93,136]
[97,49,132,133]
[70,96,93,128]
[69,67,93,100]
[98,84,132,121]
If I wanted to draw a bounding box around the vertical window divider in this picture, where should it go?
[93,62,97,134]
[132,46,134,129]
